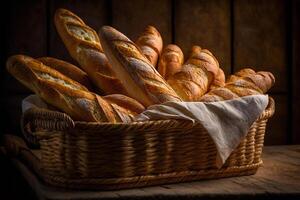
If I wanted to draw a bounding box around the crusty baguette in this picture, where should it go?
[226,68,256,83]
[158,44,184,80]
[200,69,275,102]
[210,68,226,90]
[6,55,144,122]
[167,46,220,101]
[54,8,127,95]
[227,68,275,93]
[136,25,163,67]
[99,26,182,107]
[103,94,145,114]
[7,55,89,92]
[37,57,93,89]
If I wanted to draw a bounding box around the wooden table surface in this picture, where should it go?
[11,145,300,200]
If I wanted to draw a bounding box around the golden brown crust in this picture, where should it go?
[7,55,89,92]
[54,8,101,55]
[210,68,225,89]
[37,57,93,89]
[99,26,182,107]
[158,44,184,80]
[167,46,220,101]
[136,25,163,67]
[6,55,139,123]
[209,87,239,100]
[226,68,256,83]
[227,68,275,93]
[75,47,128,95]
[200,69,275,102]
[245,71,275,93]
[54,8,126,95]
[103,94,145,114]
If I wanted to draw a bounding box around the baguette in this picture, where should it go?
[99,26,182,107]
[226,68,256,83]
[200,69,275,102]
[136,25,163,67]
[6,55,144,122]
[210,68,225,90]
[158,44,184,80]
[167,46,220,101]
[103,94,145,114]
[54,8,127,95]
[37,57,93,90]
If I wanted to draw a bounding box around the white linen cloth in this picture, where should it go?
[134,95,269,168]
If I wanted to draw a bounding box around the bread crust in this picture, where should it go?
[167,46,220,101]
[7,55,144,122]
[158,44,184,80]
[136,25,163,67]
[54,8,126,95]
[200,69,275,102]
[99,26,182,107]
[37,57,92,89]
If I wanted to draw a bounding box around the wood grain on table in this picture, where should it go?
[11,145,300,200]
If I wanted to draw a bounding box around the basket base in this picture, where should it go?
[13,140,262,190]
[40,162,261,190]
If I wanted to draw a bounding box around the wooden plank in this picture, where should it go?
[4,0,47,94]
[174,0,231,75]
[9,145,300,199]
[112,0,172,45]
[265,95,288,145]
[292,0,300,144]
[233,0,287,93]
[49,0,109,63]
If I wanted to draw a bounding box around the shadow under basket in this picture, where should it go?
[20,97,275,190]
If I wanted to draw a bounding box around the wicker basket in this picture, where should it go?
[20,97,275,190]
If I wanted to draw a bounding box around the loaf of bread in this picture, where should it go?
[103,94,145,114]
[158,44,184,80]
[6,55,144,122]
[37,57,93,90]
[54,8,127,95]
[210,68,226,89]
[167,46,220,101]
[98,26,182,107]
[200,68,275,102]
[226,68,256,83]
[136,26,163,67]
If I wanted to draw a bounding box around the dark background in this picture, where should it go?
[0,0,300,198]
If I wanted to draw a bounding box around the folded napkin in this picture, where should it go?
[22,94,269,168]
[135,95,269,168]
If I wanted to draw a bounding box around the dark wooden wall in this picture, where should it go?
[1,0,299,145]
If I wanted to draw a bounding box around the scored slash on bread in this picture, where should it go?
[54,8,127,95]
[98,25,182,107]
[226,68,256,83]
[7,55,89,92]
[6,55,145,123]
[210,68,226,90]
[158,44,184,80]
[37,57,93,90]
[136,25,163,67]
[167,46,221,101]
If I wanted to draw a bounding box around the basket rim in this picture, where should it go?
[21,96,275,133]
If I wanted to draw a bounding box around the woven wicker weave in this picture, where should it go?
[21,97,275,190]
